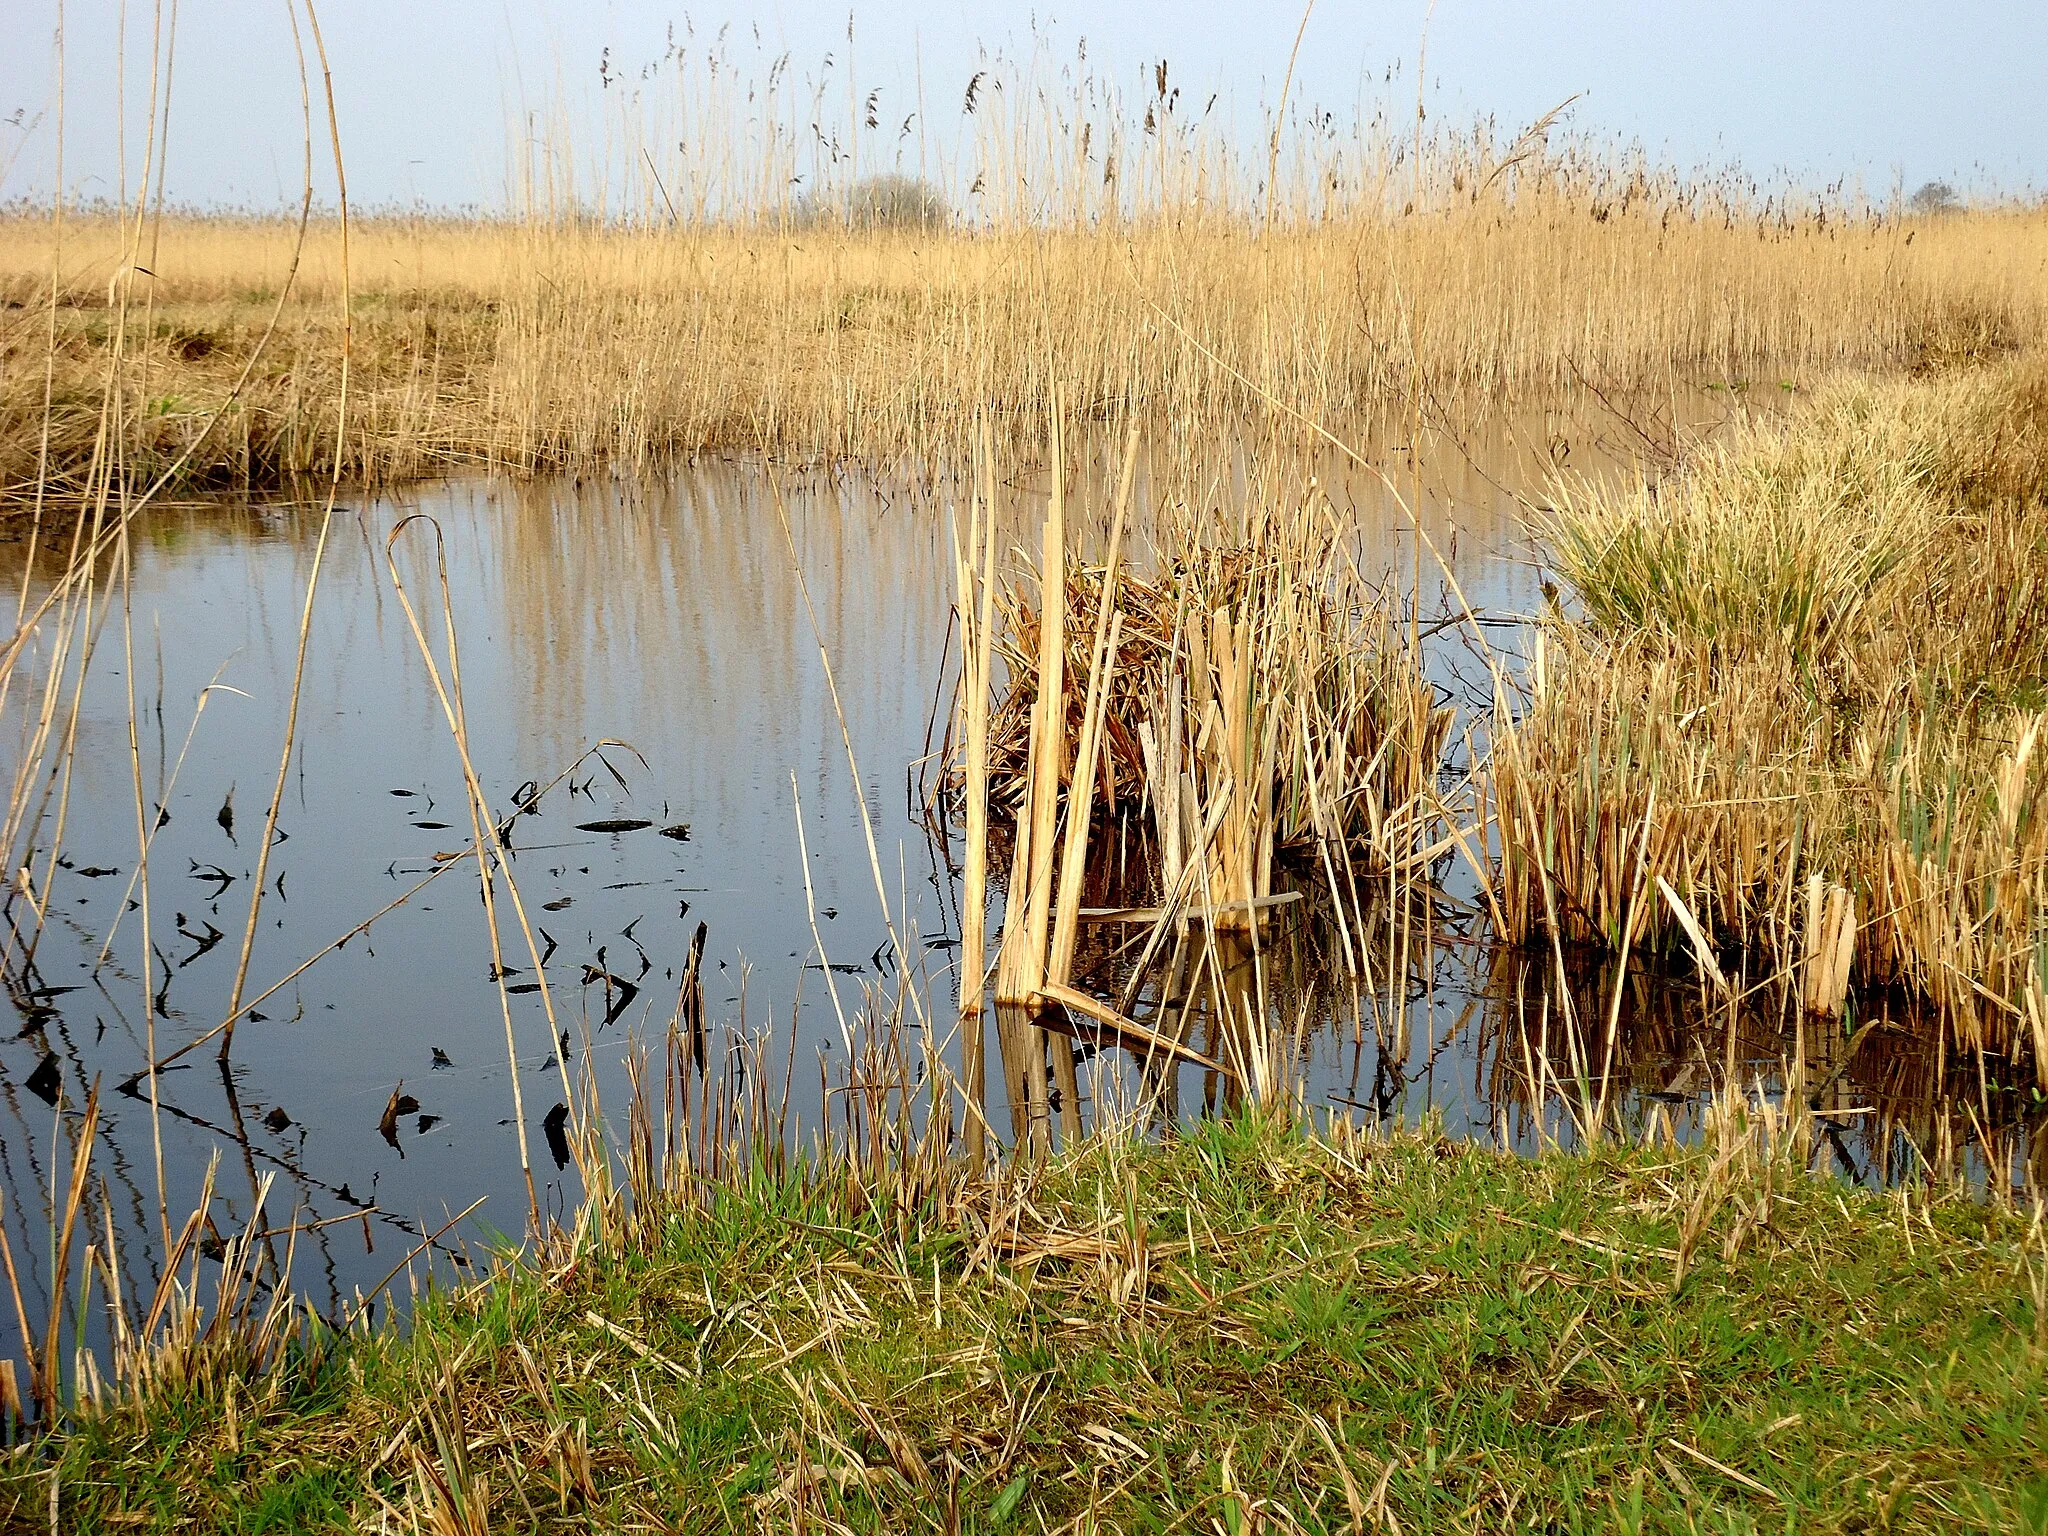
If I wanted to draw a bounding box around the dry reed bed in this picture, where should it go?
[1492,354,2048,1083]
[4,203,2046,500]
[979,510,1455,878]
[945,425,1463,1156]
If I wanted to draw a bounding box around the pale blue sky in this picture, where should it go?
[3,2,2043,212]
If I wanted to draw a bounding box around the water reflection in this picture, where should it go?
[0,460,965,1341]
[0,395,2029,1356]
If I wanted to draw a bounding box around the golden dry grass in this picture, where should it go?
[4,199,2045,501]
[977,512,1453,879]
[1492,354,2048,1082]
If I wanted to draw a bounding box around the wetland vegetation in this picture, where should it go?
[0,14,2046,1533]
[13,1118,2048,1533]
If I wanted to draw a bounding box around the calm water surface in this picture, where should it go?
[2,398,1969,1337]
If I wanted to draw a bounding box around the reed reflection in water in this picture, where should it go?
[7,393,2014,1355]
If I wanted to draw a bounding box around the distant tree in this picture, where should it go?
[1908,180,1961,216]
[792,173,950,231]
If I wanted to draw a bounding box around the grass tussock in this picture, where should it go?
[1493,353,2048,1081]
[3,202,2046,501]
[6,1117,2042,1533]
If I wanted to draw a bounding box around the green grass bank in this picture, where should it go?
[7,1117,2044,1534]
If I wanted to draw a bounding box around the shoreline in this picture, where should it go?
[6,1116,2043,1532]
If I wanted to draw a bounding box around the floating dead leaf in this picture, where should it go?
[377,1081,420,1146]
[542,1103,572,1168]
[24,1053,60,1106]
[577,818,652,834]
[187,860,235,897]
[580,966,640,1026]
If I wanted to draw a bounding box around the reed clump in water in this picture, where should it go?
[980,497,1456,888]
[1493,353,2048,1083]
[945,428,1463,1154]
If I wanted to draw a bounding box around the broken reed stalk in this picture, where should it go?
[1006,400,1068,1007]
[976,406,1154,1154]
[990,400,1070,1157]
[384,516,569,1229]
[1046,423,1137,992]
[1038,523,1126,1140]
[223,1,355,1057]
[950,415,1000,1165]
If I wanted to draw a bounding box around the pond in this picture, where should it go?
[0,394,1988,1340]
